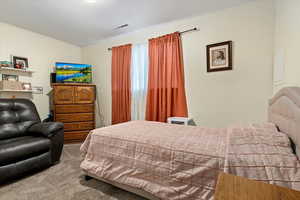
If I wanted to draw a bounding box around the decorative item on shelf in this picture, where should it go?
[207,41,233,72]
[0,80,23,90]
[0,61,13,68]
[32,86,43,94]
[2,74,19,81]
[12,56,29,70]
[21,82,32,91]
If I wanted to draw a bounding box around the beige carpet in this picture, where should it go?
[0,144,147,200]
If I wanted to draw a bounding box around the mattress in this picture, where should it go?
[80,121,300,200]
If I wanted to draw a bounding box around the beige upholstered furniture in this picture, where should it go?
[269,87,300,157]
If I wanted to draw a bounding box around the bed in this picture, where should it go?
[80,87,300,200]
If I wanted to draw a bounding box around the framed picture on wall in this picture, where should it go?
[207,41,233,72]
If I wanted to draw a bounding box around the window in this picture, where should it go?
[131,43,148,120]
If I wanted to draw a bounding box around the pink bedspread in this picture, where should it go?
[80,121,300,200]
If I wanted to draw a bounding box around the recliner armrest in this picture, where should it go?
[28,122,64,138]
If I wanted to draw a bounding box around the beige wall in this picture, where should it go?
[0,22,81,119]
[83,0,274,128]
[273,0,300,92]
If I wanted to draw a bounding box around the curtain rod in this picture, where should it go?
[107,27,198,51]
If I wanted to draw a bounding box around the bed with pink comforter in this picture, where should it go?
[80,120,300,200]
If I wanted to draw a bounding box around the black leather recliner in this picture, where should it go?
[0,99,64,183]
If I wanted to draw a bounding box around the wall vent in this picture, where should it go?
[115,24,129,30]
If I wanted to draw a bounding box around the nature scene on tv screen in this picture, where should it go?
[56,62,92,83]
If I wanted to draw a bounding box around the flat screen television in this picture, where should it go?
[55,62,92,83]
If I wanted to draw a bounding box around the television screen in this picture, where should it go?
[56,62,92,83]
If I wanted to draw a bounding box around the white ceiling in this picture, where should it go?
[0,0,253,46]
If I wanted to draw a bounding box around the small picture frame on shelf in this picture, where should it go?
[0,61,13,68]
[12,56,29,70]
[22,82,32,91]
[2,74,19,81]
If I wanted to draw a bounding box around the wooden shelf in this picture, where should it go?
[0,67,34,75]
[0,90,33,93]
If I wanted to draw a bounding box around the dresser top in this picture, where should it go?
[51,83,96,87]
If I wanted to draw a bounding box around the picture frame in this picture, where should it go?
[2,74,19,81]
[12,56,29,69]
[207,41,233,72]
[22,82,32,91]
[0,61,13,68]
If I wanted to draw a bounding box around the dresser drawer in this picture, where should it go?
[64,130,90,142]
[55,104,94,114]
[55,113,94,123]
[64,122,95,131]
[53,86,74,104]
[74,86,95,104]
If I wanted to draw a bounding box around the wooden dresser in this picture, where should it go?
[51,83,96,143]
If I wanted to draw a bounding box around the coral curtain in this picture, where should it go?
[146,32,188,122]
[111,44,132,124]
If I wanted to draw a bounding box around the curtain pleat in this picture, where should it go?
[146,32,188,122]
[111,44,132,124]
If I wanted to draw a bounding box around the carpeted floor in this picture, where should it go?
[0,144,147,200]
